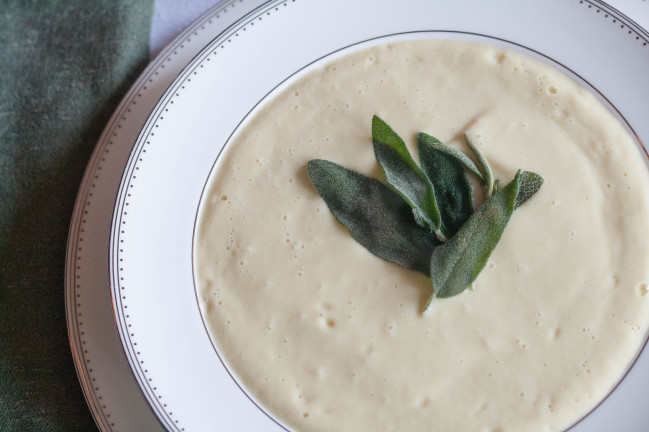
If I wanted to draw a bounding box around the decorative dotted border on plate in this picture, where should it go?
[66,1,249,431]
[578,0,649,161]
[580,0,649,47]
[109,1,649,431]
[111,1,299,431]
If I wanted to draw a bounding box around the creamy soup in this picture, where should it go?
[194,40,649,431]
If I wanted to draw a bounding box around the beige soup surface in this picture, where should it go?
[195,39,649,432]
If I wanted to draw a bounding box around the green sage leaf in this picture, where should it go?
[515,171,544,208]
[418,133,485,183]
[418,133,474,237]
[465,134,495,197]
[307,159,440,274]
[425,170,542,309]
[372,116,446,240]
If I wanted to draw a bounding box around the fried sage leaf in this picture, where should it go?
[307,159,440,274]
[418,133,474,237]
[372,116,446,240]
[425,170,542,309]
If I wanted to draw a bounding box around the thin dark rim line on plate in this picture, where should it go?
[189,30,649,432]
[584,0,649,42]
[578,0,649,159]
[65,0,249,430]
[109,1,294,431]
[109,1,649,431]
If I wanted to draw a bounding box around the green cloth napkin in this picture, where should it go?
[0,1,154,430]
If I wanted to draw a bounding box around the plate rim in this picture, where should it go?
[64,0,267,430]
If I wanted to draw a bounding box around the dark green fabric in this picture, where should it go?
[0,1,154,430]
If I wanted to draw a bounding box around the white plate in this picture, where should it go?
[70,0,649,430]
